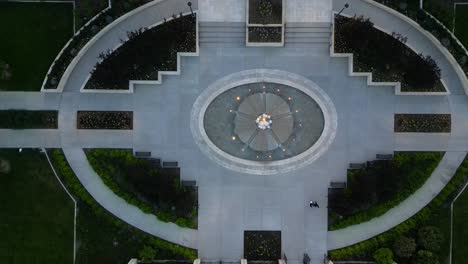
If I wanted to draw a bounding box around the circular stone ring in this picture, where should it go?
[190,69,338,175]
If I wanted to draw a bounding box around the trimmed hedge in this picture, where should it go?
[394,114,451,133]
[328,155,468,261]
[0,110,58,129]
[330,152,443,230]
[48,149,197,260]
[86,149,197,228]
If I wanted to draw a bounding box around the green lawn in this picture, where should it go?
[429,205,451,264]
[452,185,468,264]
[0,149,74,263]
[455,5,468,50]
[0,2,73,91]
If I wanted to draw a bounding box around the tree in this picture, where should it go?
[138,245,157,262]
[412,250,439,264]
[418,226,444,251]
[373,248,394,264]
[393,236,417,258]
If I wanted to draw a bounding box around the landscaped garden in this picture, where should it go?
[244,231,281,261]
[77,111,133,129]
[329,154,468,264]
[334,15,443,92]
[394,114,451,133]
[455,4,468,50]
[0,110,58,129]
[0,149,74,263]
[85,149,197,228]
[247,0,283,44]
[85,14,196,90]
[329,152,443,230]
[0,2,73,91]
[451,181,468,264]
[48,149,197,263]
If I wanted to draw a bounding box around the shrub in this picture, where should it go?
[394,114,451,133]
[138,245,157,262]
[417,226,444,251]
[373,248,393,264]
[412,250,439,264]
[77,111,133,129]
[0,110,58,129]
[393,236,416,258]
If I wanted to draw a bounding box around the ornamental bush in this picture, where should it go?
[393,236,416,258]
[373,248,393,264]
[417,226,444,252]
[412,250,439,264]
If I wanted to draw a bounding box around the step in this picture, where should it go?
[285,27,331,33]
[199,37,245,43]
[199,32,245,38]
[285,38,330,43]
[199,21,245,28]
[199,26,246,33]
[285,22,331,28]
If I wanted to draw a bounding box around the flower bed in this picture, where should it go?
[329,152,443,230]
[86,149,197,228]
[248,26,282,42]
[334,15,444,92]
[248,0,282,24]
[0,110,58,129]
[328,155,468,261]
[244,231,281,261]
[394,114,451,133]
[77,111,133,129]
[85,15,196,90]
[43,0,155,90]
[372,0,468,83]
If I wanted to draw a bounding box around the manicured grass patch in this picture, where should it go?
[77,111,133,129]
[328,154,468,261]
[86,149,197,228]
[329,152,443,230]
[48,149,197,263]
[0,2,73,91]
[86,15,196,90]
[334,15,443,92]
[455,5,468,51]
[0,149,74,263]
[244,231,281,261]
[452,183,468,264]
[248,0,283,24]
[248,27,282,43]
[0,110,58,129]
[394,114,451,133]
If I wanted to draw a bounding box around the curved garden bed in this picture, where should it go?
[43,0,156,90]
[329,152,443,230]
[334,15,443,92]
[85,14,196,90]
[85,149,197,228]
[328,154,468,262]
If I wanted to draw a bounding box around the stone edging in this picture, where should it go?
[361,0,468,94]
[190,69,338,176]
[40,5,112,92]
[330,12,449,96]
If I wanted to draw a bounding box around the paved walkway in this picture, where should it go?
[328,151,467,250]
[62,148,198,248]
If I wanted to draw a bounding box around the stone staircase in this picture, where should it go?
[199,22,246,46]
[285,22,331,46]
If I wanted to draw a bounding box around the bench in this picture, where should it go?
[162,161,178,167]
[349,163,366,169]
[135,151,151,157]
[376,154,393,160]
[181,180,197,187]
[330,182,346,189]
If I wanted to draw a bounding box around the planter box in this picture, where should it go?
[244,231,281,261]
[394,114,451,133]
[77,111,133,129]
[246,0,284,46]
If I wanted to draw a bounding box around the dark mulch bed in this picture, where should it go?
[0,110,58,129]
[334,15,444,92]
[244,231,281,261]
[395,114,451,133]
[77,111,133,129]
[248,26,282,43]
[86,14,196,90]
[248,0,283,24]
